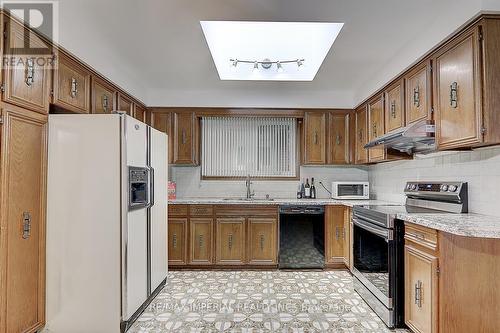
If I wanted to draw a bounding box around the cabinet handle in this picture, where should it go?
[25,58,35,87]
[373,123,377,138]
[70,78,78,98]
[172,233,177,249]
[342,228,346,240]
[336,134,341,145]
[314,131,318,145]
[198,234,204,249]
[390,101,396,118]
[413,86,420,107]
[414,280,422,308]
[181,129,187,144]
[335,227,340,240]
[358,129,363,141]
[450,82,458,108]
[228,234,233,250]
[102,95,109,112]
[22,212,32,239]
[260,234,265,251]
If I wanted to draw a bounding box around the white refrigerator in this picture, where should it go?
[45,114,168,332]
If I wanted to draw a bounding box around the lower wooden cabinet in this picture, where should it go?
[0,104,47,333]
[215,218,245,265]
[189,218,213,265]
[168,218,188,265]
[247,218,277,265]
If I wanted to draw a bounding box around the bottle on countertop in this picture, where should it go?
[300,179,305,198]
[296,183,302,199]
[311,178,316,199]
[304,178,311,198]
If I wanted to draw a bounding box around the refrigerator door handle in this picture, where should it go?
[149,167,155,208]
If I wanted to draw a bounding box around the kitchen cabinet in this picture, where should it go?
[328,113,350,164]
[168,218,188,266]
[173,111,198,165]
[215,217,245,265]
[384,79,405,132]
[247,217,277,265]
[0,104,47,333]
[91,77,115,114]
[325,206,345,266]
[117,92,134,116]
[53,53,91,114]
[189,218,213,265]
[355,105,369,164]
[134,105,146,122]
[150,111,173,164]
[368,95,386,162]
[2,19,52,114]
[303,112,327,164]
[405,60,432,125]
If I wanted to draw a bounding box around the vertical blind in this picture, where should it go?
[201,117,297,177]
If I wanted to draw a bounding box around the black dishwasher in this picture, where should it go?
[279,205,325,269]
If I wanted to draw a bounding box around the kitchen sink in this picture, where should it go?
[222,197,274,201]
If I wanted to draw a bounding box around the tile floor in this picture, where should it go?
[130,270,408,333]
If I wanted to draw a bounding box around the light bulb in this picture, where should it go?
[276,61,284,73]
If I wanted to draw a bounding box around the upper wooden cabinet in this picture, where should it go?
[405,60,432,125]
[150,111,173,164]
[2,20,52,114]
[355,105,369,164]
[91,77,115,114]
[173,111,198,165]
[303,112,327,164]
[384,79,405,132]
[328,113,350,164]
[117,92,133,116]
[134,105,146,122]
[368,95,386,162]
[53,53,91,113]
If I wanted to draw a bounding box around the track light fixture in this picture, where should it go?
[229,58,305,72]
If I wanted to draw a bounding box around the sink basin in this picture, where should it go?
[222,198,274,201]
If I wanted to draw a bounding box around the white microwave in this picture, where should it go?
[331,181,369,199]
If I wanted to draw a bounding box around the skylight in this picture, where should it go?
[200,21,344,81]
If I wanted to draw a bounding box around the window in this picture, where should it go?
[201,117,297,178]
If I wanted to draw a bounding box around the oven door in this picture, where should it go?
[352,216,394,309]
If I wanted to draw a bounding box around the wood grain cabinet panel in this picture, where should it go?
[117,93,134,116]
[216,218,245,265]
[433,28,482,149]
[328,113,350,164]
[247,218,277,265]
[134,105,146,122]
[355,105,369,164]
[91,77,115,114]
[53,54,91,113]
[405,60,432,125]
[325,206,345,265]
[384,79,405,132]
[151,111,173,164]
[168,218,187,265]
[173,112,198,165]
[368,95,386,162]
[343,207,351,269]
[189,218,213,265]
[0,104,47,333]
[2,20,52,114]
[303,112,327,164]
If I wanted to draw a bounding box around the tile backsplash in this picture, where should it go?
[170,165,369,199]
[369,146,500,216]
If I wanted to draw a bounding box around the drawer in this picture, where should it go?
[190,205,214,216]
[215,205,278,217]
[169,204,188,216]
[404,222,438,252]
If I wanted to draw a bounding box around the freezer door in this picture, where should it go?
[123,116,148,320]
[149,128,168,292]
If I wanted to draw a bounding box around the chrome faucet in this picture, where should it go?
[245,174,255,200]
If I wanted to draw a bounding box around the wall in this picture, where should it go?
[369,146,500,217]
[171,165,368,199]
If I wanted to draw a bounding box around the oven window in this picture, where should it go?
[353,224,389,298]
[338,184,364,196]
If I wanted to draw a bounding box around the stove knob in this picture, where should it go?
[448,185,458,192]
[441,184,449,192]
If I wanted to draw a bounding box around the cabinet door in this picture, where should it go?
[385,79,405,132]
[173,112,197,165]
[247,218,277,265]
[405,60,431,124]
[343,208,351,269]
[325,206,345,265]
[216,218,245,265]
[151,111,173,164]
[368,95,386,162]
[134,105,146,123]
[2,20,52,114]
[405,244,438,333]
[328,113,350,164]
[433,29,482,149]
[0,104,47,333]
[189,218,213,265]
[91,78,115,114]
[304,112,327,164]
[117,93,134,116]
[168,218,187,265]
[355,106,368,164]
[53,54,91,113]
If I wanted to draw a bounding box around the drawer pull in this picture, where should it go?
[25,58,35,87]
[22,212,32,239]
[102,95,109,112]
[260,234,265,251]
[413,86,420,107]
[414,280,423,308]
[314,131,318,145]
[228,234,233,250]
[450,81,458,108]
[172,233,177,248]
[336,134,341,145]
[70,78,78,98]
[198,234,204,249]
[390,101,396,118]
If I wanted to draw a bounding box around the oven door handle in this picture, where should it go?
[352,217,392,241]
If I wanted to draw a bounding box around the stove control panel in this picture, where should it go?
[405,181,465,194]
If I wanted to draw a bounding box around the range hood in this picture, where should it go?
[364,119,435,154]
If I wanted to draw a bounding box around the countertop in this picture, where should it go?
[169,198,500,239]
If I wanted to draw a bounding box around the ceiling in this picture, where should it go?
[57,0,497,108]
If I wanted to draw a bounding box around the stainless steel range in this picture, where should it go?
[352,181,468,328]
